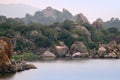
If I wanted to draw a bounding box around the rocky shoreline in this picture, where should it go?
[1,40,120,73]
[0,60,37,73]
[41,41,120,59]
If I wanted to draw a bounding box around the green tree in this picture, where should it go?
[58,30,75,47]
[34,35,52,48]
[62,19,74,30]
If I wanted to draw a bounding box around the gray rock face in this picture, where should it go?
[74,13,90,25]
[62,8,73,20]
[23,7,74,25]
[92,18,104,32]
[70,41,89,57]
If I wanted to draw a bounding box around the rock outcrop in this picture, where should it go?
[0,37,14,68]
[97,46,107,57]
[23,7,74,25]
[0,37,36,73]
[62,8,73,20]
[76,26,91,40]
[92,18,104,32]
[0,61,37,73]
[70,41,89,57]
[55,42,69,57]
[74,13,90,25]
[96,41,120,58]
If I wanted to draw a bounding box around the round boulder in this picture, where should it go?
[70,41,88,57]
[97,46,107,57]
[42,51,56,58]
[55,42,69,57]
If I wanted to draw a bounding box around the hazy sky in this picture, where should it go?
[0,0,120,22]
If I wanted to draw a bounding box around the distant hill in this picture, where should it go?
[23,7,74,25]
[104,18,120,29]
[1,4,120,27]
[0,4,39,18]
[23,6,92,25]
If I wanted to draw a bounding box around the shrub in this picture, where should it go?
[34,35,52,48]
[13,53,39,61]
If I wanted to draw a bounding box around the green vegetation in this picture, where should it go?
[0,16,120,55]
[13,53,39,61]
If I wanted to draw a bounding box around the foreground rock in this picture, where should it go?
[0,60,37,73]
[0,37,37,73]
[42,51,56,58]
[70,41,89,58]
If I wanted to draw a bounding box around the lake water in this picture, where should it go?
[0,59,120,80]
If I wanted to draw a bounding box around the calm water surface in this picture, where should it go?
[0,59,120,80]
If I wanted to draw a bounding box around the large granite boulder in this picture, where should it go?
[70,41,89,57]
[97,46,107,57]
[55,42,69,57]
[42,51,56,58]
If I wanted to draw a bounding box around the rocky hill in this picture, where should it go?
[0,6,120,58]
[22,6,94,25]
[23,7,74,25]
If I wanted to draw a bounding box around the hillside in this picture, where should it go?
[0,15,117,54]
[0,7,120,56]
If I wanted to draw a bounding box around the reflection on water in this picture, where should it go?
[0,59,120,80]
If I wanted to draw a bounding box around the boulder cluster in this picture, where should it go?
[96,41,120,58]
[41,41,120,59]
[41,41,89,58]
